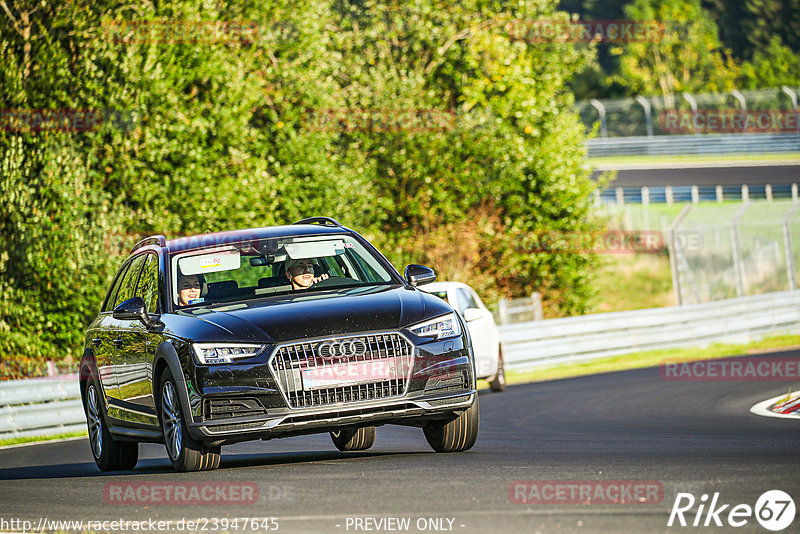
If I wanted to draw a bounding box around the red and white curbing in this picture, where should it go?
[750,390,800,419]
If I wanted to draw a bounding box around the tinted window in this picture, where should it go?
[456,288,479,314]
[135,253,160,314]
[102,262,130,312]
[114,254,146,308]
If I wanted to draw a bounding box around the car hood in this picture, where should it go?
[167,285,452,343]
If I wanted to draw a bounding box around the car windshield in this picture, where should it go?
[170,234,396,308]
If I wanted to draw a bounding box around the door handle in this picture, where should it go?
[91,338,102,347]
[112,339,124,348]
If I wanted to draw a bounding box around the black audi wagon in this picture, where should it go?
[80,217,478,471]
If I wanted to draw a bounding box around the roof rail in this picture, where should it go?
[131,235,167,253]
[292,216,343,227]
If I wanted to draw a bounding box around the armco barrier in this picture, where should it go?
[586,133,800,157]
[0,377,85,440]
[500,290,800,370]
[3,291,799,439]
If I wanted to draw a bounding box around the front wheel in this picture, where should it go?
[83,380,138,471]
[159,368,220,472]
[423,395,479,452]
[489,346,506,392]
[330,427,376,451]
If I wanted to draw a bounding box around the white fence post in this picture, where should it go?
[531,292,543,321]
[783,202,800,291]
[731,203,750,297]
[498,298,509,325]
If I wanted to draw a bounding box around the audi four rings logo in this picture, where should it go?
[316,339,368,360]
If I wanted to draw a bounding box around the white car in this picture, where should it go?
[421,281,505,392]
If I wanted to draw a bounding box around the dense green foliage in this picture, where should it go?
[562,0,800,99]
[1,0,601,370]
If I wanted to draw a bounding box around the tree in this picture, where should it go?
[739,36,800,89]
[324,1,601,314]
[613,0,739,102]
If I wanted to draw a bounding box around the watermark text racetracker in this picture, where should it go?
[661,357,800,381]
[509,480,664,504]
[1,109,137,133]
[519,230,702,255]
[0,516,279,533]
[660,109,800,134]
[503,18,669,43]
[305,108,456,133]
[104,482,266,505]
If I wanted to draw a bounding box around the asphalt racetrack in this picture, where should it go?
[2,351,800,533]
[591,163,800,187]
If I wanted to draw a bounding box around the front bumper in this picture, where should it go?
[182,332,476,445]
[193,390,476,445]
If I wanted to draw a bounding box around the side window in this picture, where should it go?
[102,262,130,312]
[456,288,478,314]
[135,253,160,314]
[113,254,146,308]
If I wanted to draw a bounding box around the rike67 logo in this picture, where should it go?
[668,490,795,531]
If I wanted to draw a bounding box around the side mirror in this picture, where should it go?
[113,297,154,328]
[463,308,483,322]
[404,264,436,287]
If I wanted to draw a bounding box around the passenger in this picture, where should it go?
[284,258,329,290]
[177,273,204,306]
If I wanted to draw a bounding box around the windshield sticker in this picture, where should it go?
[285,239,346,259]
[179,249,240,275]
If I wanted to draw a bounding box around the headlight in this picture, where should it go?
[192,343,265,365]
[409,312,461,340]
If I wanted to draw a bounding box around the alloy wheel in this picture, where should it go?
[161,382,183,460]
[87,385,103,459]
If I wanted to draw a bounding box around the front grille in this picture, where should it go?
[270,332,414,409]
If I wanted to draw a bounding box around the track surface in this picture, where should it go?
[591,164,800,187]
[2,351,800,533]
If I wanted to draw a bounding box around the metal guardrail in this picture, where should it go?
[495,292,543,325]
[587,133,800,157]
[500,290,800,371]
[3,291,799,439]
[0,377,85,440]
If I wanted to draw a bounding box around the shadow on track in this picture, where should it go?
[0,449,426,480]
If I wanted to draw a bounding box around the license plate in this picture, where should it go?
[301,360,406,390]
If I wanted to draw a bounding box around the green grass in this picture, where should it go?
[588,152,800,167]
[0,430,87,448]
[597,199,800,232]
[500,332,800,386]
[591,254,675,313]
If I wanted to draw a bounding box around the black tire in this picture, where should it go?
[83,379,138,471]
[330,426,376,451]
[489,346,506,392]
[423,395,479,453]
[158,368,220,472]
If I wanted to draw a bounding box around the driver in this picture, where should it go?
[285,258,329,290]
[177,273,204,306]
